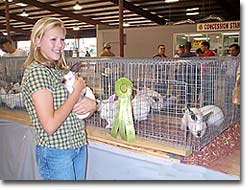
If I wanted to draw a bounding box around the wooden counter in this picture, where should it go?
[0,109,190,162]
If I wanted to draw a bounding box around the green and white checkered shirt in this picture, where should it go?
[21,62,86,149]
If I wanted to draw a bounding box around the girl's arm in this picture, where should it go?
[73,97,97,117]
[32,77,85,135]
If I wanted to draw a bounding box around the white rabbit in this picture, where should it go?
[137,87,164,111]
[99,93,152,129]
[132,94,151,121]
[62,63,96,119]
[98,94,118,129]
[0,92,24,109]
[181,105,225,138]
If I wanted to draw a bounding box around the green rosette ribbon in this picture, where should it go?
[110,77,136,142]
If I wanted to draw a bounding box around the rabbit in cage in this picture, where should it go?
[132,93,151,121]
[136,87,164,111]
[0,87,24,109]
[62,62,96,119]
[181,105,225,138]
[98,94,118,129]
[99,92,152,129]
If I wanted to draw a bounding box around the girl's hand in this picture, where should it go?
[73,76,86,94]
[73,97,97,116]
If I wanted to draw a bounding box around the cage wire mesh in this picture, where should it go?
[68,57,240,152]
[0,57,26,111]
[0,56,240,152]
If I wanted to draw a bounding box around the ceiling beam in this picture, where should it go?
[108,0,166,25]
[0,10,36,36]
[14,0,107,26]
[0,11,78,37]
[0,22,31,36]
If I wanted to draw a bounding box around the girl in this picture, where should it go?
[21,17,96,180]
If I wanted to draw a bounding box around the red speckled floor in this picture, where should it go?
[183,122,240,177]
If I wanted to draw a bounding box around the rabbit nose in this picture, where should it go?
[197,131,201,137]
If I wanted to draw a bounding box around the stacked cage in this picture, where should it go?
[0,57,26,111]
[68,57,240,152]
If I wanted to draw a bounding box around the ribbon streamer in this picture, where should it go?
[111,77,136,142]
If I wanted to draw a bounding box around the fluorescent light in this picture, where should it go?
[186,12,199,16]
[186,7,199,11]
[73,2,82,10]
[189,33,203,37]
[16,3,28,7]
[165,0,179,3]
[223,32,240,35]
[193,37,210,40]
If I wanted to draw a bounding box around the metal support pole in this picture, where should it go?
[119,0,124,57]
[5,0,11,39]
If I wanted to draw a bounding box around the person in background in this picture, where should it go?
[200,41,215,56]
[181,41,196,57]
[99,42,115,96]
[21,17,96,180]
[153,44,167,58]
[153,44,168,96]
[196,48,203,57]
[229,44,240,57]
[229,44,240,119]
[99,42,115,57]
[0,36,27,57]
[85,50,91,57]
[174,44,185,57]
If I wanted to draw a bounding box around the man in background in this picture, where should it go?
[174,44,185,57]
[181,42,196,57]
[200,41,215,56]
[229,44,240,57]
[153,44,167,58]
[0,37,27,57]
[99,42,115,57]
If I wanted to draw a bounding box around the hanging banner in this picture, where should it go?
[197,21,240,32]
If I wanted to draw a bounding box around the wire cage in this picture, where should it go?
[0,56,240,152]
[0,57,26,111]
[68,57,240,152]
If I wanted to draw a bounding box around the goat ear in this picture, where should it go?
[202,111,213,122]
[70,62,82,73]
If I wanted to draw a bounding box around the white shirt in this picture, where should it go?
[3,48,27,57]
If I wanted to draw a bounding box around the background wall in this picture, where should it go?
[97,24,196,58]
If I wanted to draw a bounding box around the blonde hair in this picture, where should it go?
[23,17,67,70]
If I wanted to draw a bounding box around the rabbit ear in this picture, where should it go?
[202,111,213,122]
[187,106,198,121]
[108,94,116,103]
[70,62,82,73]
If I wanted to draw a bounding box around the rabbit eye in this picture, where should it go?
[190,112,198,121]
